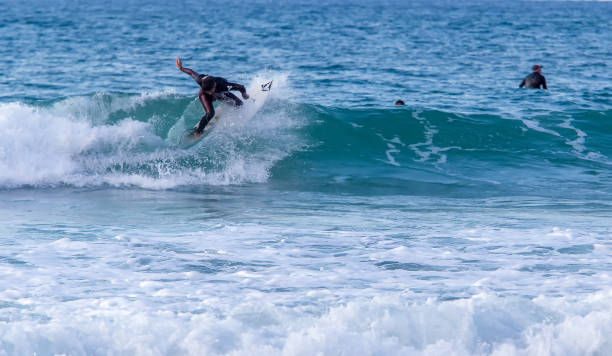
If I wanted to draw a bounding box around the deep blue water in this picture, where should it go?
[0,0,611,355]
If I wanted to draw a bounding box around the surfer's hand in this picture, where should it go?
[176,57,182,70]
[242,93,249,100]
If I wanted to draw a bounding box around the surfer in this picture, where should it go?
[176,57,249,135]
[519,64,547,89]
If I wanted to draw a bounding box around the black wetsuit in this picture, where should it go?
[181,67,247,134]
[519,72,547,89]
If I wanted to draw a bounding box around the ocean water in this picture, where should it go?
[1,0,611,355]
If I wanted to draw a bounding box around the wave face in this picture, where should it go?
[282,105,612,198]
[1,91,611,198]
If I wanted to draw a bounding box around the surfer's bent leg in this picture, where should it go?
[195,91,215,134]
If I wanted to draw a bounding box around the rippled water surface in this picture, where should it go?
[0,0,611,355]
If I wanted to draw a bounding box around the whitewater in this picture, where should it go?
[1,0,611,355]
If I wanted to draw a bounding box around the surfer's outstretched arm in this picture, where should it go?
[176,57,201,84]
[228,82,249,99]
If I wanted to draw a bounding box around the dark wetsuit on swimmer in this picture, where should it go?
[520,65,547,89]
[519,72,547,89]
[177,59,248,134]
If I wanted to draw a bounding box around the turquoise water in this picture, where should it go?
[1,0,611,355]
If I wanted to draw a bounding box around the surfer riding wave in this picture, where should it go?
[176,57,249,136]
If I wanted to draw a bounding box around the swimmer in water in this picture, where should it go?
[519,64,547,89]
[176,57,249,136]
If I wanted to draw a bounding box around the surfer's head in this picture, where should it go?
[533,64,543,73]
[395,100,405,106]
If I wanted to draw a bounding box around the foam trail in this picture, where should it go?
[559,118,587,153]
[520,119,560,137]
[408,111,459,165]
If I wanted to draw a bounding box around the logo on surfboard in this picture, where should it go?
[261,81,273,92]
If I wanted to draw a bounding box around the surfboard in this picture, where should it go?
[179,80,273,148]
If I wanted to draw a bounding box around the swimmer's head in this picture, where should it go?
[395,100,405,106]
[533,64,543,73]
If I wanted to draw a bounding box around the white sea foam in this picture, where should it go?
[1,192,611,355]
[1,289,611,355]
[559,117,587,153]
[557,117,611,165]
[0,74,299,189]
[375,134,405,166]
[519,119,561,137]
[0,101,157,186]
[408,111,461,165]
